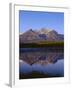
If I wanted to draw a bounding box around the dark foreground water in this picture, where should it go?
[19,48,64,79]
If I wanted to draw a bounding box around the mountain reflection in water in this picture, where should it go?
[19,48,64,79]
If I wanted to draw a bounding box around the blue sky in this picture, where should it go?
[19,10,64,34]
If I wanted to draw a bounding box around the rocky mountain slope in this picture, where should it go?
[20,28,64,43]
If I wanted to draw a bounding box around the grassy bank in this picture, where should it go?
[20,41,64,48]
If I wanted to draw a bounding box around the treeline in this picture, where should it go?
[20,41,64,48]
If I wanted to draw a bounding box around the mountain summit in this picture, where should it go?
[20,28,64,43]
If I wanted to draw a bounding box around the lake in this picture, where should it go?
[19,48,64,79]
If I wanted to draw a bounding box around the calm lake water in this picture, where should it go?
[19,48,64,79]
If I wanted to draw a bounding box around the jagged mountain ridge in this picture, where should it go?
[20,28,64,43]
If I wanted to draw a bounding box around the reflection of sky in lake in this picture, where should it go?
[19,49,64,78]
[20,59,64,76]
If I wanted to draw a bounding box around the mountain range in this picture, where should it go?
[19,28,64,43]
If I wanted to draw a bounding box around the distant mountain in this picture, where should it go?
[19,28,64,43]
